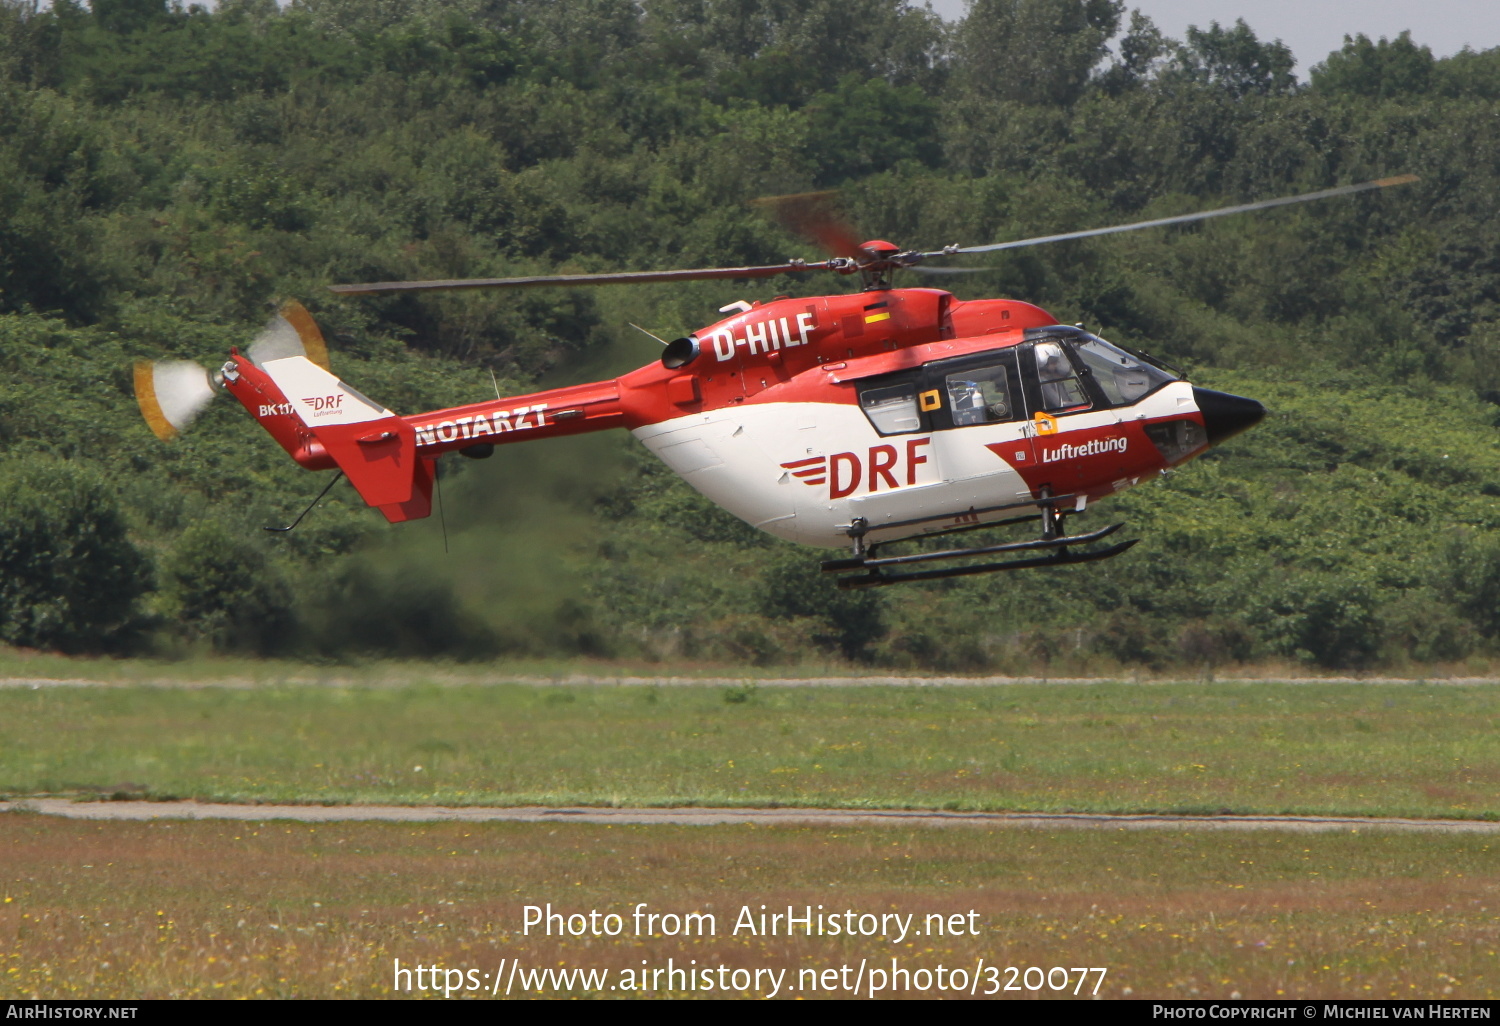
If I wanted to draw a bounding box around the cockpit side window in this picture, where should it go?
[945,363,1016,426]
[1032,341,1090,412]
[859,382,922,435]
[1073,337,1176,405]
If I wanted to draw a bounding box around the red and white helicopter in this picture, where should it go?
[135,176,1416,587]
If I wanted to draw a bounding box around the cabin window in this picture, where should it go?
[1073,337,1174,405]
[859,382,922,434]
[944,363,1015,426]
[1033,340,1090,412]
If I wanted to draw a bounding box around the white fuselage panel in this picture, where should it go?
[633,382,1198,549]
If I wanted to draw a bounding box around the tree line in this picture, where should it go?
[3,0,1500,670]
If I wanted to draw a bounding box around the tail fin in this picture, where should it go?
[257,355,434,523]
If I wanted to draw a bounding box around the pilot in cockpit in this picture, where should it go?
[1036,342,1086,410]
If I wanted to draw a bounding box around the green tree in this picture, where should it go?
[1311,32,1434,99]
[1433,46,1500,100]
[802,73,941,184]
[91,0,167,35]
[160,522,296,654]
[0,461,149,652]
[1247,573,1381,669]
[954,0,1122,107]
[646,0,945,104]
[759,551,884,661]
[1163,19,1296,99]
[1096,10,1167,95]
[0,1,63,87]
[1445,533,1500,639]
[307,562,499,660]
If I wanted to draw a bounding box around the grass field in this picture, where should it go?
[2,816,1496,1000]
[3,678,1496,1001]
[0,681,1496,817]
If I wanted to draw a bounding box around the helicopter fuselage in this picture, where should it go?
[138,176,1414,575]
[227,287,1264,548]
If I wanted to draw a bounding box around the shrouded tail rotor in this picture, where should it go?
[133,301,331,441]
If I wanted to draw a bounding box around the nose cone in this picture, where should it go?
[1193,387,1266,445]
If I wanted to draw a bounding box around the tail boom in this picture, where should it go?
[226,353,627,522]
[221,352,333,471]
[406,379,625,455]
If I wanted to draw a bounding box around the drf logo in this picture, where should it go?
[303,394,344,412]
[782,437,931,499]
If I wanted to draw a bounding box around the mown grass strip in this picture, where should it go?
[1,682,1496,818]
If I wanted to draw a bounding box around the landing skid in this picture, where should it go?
[822,492,1138,589]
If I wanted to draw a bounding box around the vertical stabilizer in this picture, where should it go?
[258,356,432,520]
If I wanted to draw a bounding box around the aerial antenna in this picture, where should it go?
[628,322,669,345]
[435,460,449,554]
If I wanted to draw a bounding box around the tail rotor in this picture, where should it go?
[132,360,218,441]
[246,300,331,371]
[133,300,330,441]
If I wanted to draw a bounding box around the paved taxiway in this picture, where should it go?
[3,799,1498,833]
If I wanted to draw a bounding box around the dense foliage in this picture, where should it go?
[0,459,148,651]
[3,0,1500,670]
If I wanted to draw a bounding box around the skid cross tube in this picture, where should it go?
[842,491,1085,544]
[837,539,1140,589]
[821,522,1124,573]
[834,512,1051,568]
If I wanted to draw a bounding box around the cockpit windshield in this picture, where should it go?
[1069,334,1178,405]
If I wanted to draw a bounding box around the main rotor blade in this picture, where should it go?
[752,191,866,260]
[329,262,831,295]
[932,174,1419,257]
[910,265,992,276]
